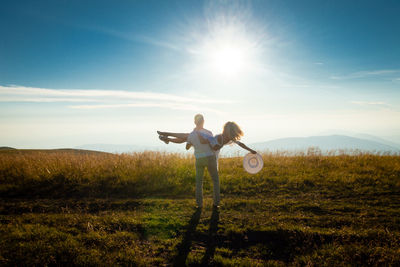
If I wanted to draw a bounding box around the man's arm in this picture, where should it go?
[186,133,193,150]
[185,143,192,150]
[234,141,257,154]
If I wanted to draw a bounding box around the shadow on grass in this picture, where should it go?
[172,206,220,266]
[200,206,220,265]
[173,208,202,266]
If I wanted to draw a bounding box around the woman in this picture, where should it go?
[158,121,257,155]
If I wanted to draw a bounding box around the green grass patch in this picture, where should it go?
[0,151,399,265]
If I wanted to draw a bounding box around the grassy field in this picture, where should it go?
[1,150,400,266]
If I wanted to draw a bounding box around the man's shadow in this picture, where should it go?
[200,206,220,265]
[173,208,202,266]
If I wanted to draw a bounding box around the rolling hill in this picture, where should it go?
[0,147,16,150]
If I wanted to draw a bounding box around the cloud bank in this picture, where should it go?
[0,85,229,113]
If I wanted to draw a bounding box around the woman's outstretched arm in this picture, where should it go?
[234,141,257,154]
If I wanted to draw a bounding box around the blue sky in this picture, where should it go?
[1,0,400,148]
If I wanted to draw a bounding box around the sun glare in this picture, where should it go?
[208,44,245,76]
[191,19,261,80]
[202,34,255,78]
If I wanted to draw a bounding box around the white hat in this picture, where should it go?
[243,153,263,174]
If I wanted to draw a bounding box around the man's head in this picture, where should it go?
[194,114,204,127]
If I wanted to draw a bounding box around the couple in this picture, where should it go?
[157,114,256,209]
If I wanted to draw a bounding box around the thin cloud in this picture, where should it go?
[0,97,100,103]
[350,101,391,107]
[95,28,180,51]
[331,69,400,80]
[134,35,180,51]
[69,102,225,114]
[0,85,229,114]
[20,9,181,52]
[74,24,181,51]
[0,85,231,104]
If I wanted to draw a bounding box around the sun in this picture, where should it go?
[194,23,259,79]
[208,44,245,76]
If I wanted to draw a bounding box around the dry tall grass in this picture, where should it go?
[0,150,399,198]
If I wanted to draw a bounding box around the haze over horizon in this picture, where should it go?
[1,0,400,149]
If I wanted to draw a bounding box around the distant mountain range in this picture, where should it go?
[351,134,400,150]
[250,135,400,154]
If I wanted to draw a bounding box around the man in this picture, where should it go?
[186,115,220,209]
[157,114,220,209]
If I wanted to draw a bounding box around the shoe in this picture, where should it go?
[158,135,169,144]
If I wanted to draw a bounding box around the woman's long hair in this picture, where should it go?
[223,121,243,142]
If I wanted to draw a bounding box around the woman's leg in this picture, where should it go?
[157,131,189,139]
[159,136,186,144]
[207,155,220,207]
[168,137,187,144]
